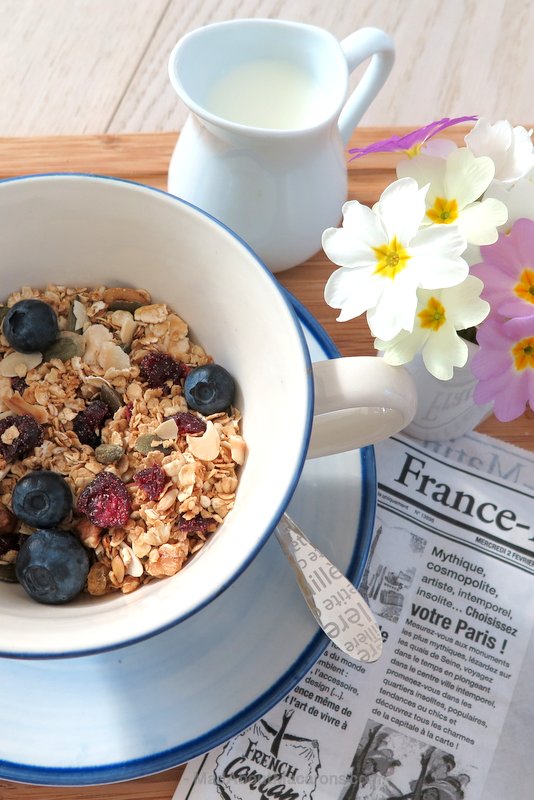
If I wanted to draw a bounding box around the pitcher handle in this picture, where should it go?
[338,27,395,147]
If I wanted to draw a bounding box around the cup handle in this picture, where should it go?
[337,27,395,147]
[307,357,417,459]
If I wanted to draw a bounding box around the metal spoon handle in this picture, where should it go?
[275,513,383,663]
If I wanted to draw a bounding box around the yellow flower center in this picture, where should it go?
[404,143,423,158]
[418,297,447,331]
[372,237,411,279]
[426,197,459,224]
[513,268,534,305]
[512,337,534,371]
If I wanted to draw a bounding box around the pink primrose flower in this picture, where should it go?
[348,116,478,160]
[471,314,534,421]
[471,218,534,318]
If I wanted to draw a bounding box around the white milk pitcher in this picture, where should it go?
[168,19,394,272]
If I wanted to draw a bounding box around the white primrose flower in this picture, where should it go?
[323,177,468,341]
[375,276,490,381]
[483,176,534,231]
[397,147,508,246]
[465,118,534,184]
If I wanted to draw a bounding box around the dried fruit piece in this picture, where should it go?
[87,561,108,596]
[170,411,207,435]
[139,351,184,389]
[0,414,44,461]
[72,399,111,448]
[0,532,19,557]
[177,515,214,534]
[0,502,17,534]
[76,471,131,527]
[134,464,167,501]
[94,443,125,464]
[10,377,27,395]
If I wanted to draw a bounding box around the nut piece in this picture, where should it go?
[76,518,103,550]
[0,351,42,378]
[0,501,17,534]
[186,421,220,461]
[2,392,49,423]
[154,418,179,440]
[103,287,151,307]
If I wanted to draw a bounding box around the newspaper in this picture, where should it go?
[173,432,534,800]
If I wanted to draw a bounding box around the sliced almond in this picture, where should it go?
[154,418,179,440]
[0,351,42,378]
[228,435,247,466]
[118,542,144,578]
[187,421,220,462]
[2,392,49,423]
[97,341,130,372]
[83,324,112,366]
[73,300,88,331]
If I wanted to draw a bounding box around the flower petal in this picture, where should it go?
[422,322,468,380]
[444,148,495,207]
[458,198,508,245]
[324,266,380,321]
[376,177,428,242]
[396,155,445,205]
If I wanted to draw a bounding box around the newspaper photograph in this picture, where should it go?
[174,432,534,800]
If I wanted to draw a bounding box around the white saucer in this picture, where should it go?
[0,298,376,786]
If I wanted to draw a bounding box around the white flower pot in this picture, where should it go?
[400,341,493,441]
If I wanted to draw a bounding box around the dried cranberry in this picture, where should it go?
[134,464,167,501]
[73,399,111,448]
[124,403,133,423]
[169,412,207,435]
[76,471,131,527]
[139,352,185,389]
[177,515,214,534]
[0,415,44,462]
[10,377,27,395]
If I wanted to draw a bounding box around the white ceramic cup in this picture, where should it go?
[0,174,416,658]
[168,19,395,272]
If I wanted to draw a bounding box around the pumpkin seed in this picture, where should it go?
[99,383,124,413]
[0,306,8,324]
[108,300,144,313]
[95,443,125,464]
[44,332,84,362]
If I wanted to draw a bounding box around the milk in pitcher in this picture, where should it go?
[205,59,328,130]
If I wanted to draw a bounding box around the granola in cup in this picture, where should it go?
[0,284,246,602]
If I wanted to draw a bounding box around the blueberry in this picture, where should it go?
[12,470,72,528]
[184,364,236,415]
[16,529,89,604]
[3,299,59,353]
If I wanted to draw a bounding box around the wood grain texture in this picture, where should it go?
[0,127,532,799]
[2,0,534,135]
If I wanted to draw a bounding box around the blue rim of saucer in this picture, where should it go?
[0,295,377,786]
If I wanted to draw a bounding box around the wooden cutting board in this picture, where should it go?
[0,129,531,800]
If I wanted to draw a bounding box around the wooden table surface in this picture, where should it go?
[0,127,532,799]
